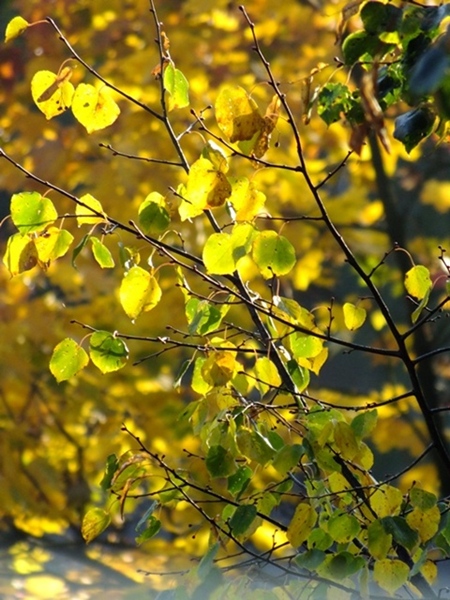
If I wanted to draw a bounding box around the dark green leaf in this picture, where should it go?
[100,454,119,491]
[381,516,419,550]
[393,107,436,152]
[295,549,326,571]
[205,445,236,478]
[229,504,257,536]
[227,465,252,497]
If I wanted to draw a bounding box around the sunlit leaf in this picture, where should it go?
[368,519,393,560]
[371,485,403,517]
[289,333,323,359]
[72,83,120,133]
[136,516,161,545]
[343,302,366,330]
[229,177,266,221]
[11,191,58,235]
[327,511,361,543]
[215,86,264,143]
[76,193,105,226]
[119,266,162,319]
[31,70,74,119]
[254,357,282,396]
[91,237,115,268]
[203,232,236,275]
[3,233,38,275]
[201,141,229,173]
[89,330,128,373]
[35,227,74,263]
[405,265,432,300]
[252,230,296,279]
[5,16,29,42]
[163,63,189,111]
[81,508,111,544]
[406,505,440,543]
[49,338,89,382]
[333,421,359,460]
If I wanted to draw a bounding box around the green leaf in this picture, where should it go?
[197,543,220,581]
[138,192,171,234]
[71,234,90,269]
[229,504,257,537]
[343,302,366,330]
[89,330,129,373]
[81,508,111,544]
[252,230,296,279]
[119,265,162,320]
[368,519,393,560]
[227,466,252,497]
[410,487,437,510]
[5,16,29,43]
[272,444,304,476]
[380,516,419,551]
[91,237,115,268]
[3,232,38,276]
[236,429,276,465]
[333,421,359,460]
[327,511,361,543]
[286,359,310,392]
[163,63,190,111]
[205,445,236,478]
[11,191,58,235]
[100,454,119,491]
[136,515,161,545]
[289,333,323,359]
[254,356,282,395]
[394,107,436,152]
[360,2,402,36]
[317,83,353,125]
[351,409,378,439]
[295,549,326,572]
[341,31,394,66]
[49,338,89,382]
[186,298,227,335]
[320,552,366,580]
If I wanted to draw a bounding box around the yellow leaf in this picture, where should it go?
[373,559,409,595]
[370,485,403,517]
[5,16,29,43]
[72,83,120,133]
[76,193,105,226]
[405,265,432,300]
[119,265,161,320]
[286,503,317,547]
[343,302,366,330]
[31,70,75,119]
[34,227,74,263]
[229,177,266,221]
[3,233,38,276]
[179,157,231,220]
[406,505,440,543]
[215,86,264,143]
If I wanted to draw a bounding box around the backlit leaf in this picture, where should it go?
[3,233,38,276]
[91,237,115,268]
[343,302,366,330]
[119,266,162,319]
[203,232,236,275]
[138,192,170,234]
[254,356,281,395]
[49,338,89,382]
[206,445,236,478]
[81,508,111,544]
[76,194,105,226]
[368,519,393,560]
[229,177,266,221]
[31,70,74,119]
[406,505,440,542]
[72,83,120,133]
[89,330,128,373]
[215,86,264,143]
[252,230,296,278]
[229,504,257,537]
[405,265,432,300]
[334,421,359,460]
[371,485,403,517]
[135,515,161,545]
[11,191,58,234]
[327,511,360,543]
[5,16,29,42]
[289,333,323,359]
[163,63,189,111]
[35,227,74,263]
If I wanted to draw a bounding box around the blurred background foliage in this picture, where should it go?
[1,0,450,597]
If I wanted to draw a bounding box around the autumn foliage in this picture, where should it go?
[1,0,450,598]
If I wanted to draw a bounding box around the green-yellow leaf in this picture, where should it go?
[203,232,236,275]
[289,332,323,359]
[72,83,120,133]
[254,356,281,395]
[76,193,105,226]
[287,503,317,548]
[370,484,403,517]
[410,487,437,511]
[49,338,89,382]
[11,191,58,234]
[81,508,111,544]
[35,227,74,263]
[5,16,29,43]
[119,265,162,320]
[252,230,296,279]
[215,86,264,143]
[91,237,115,268]
[31,70,74,119]
[89,331,128,373]
[406,505,440,543]
[405,265,432,300]
[333,420,360,460]
[138,192,170,234]
[368,519,393,560]
[229,177,266,221]
[201,141,229,173]
[373,559,409,595]
[327,511,361,543]
[163,63,190,111]
[343,302,367,330]
[3,233,38,276]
